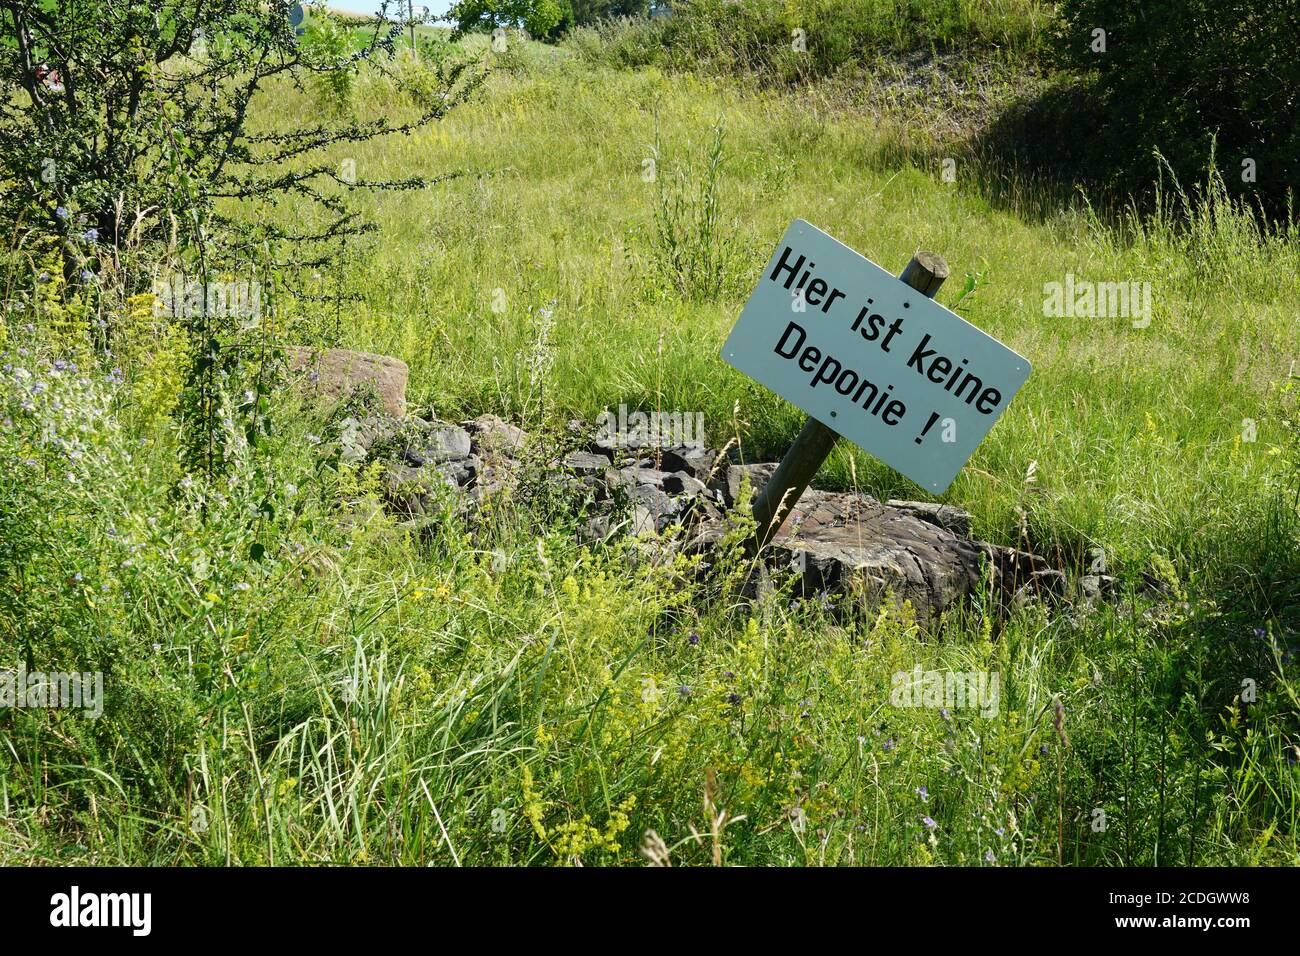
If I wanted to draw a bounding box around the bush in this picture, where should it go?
[1056,0,1299,216]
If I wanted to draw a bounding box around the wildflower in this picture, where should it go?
[80,270,94,283]
[916,786,928,803]
[985,849,995,863]
[723,670,734,680]
[921,816,937,829]
[81,228,99,242]
[727,693,742,705]
[688,631,699,646]
[883,738,895,751]
[55,206,68,219]
[1254,627,1266,638]
[939,707,950,721]
[677,685,691,697]
[995,827,1005,836]
[1038,744,1049,756]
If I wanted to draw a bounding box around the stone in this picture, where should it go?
[337,415,395,465]
[885,500,973,537]
[768,491,987,619]
[656,445,718,482]
[402,422,471,465]
[463,414,526,458]
[663,471,709,498]
[1081,573,1117,600]
[288,347,408,418]
[721,462,779,507]
[563,450,613,474]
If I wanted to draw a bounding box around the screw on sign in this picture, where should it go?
[721,219,1032,547]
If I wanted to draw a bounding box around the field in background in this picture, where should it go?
[3,22,1298,867]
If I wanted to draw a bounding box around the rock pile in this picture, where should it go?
[295,348,1076,618]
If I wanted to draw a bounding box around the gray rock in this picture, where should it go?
[1081,573,1117,600]
[607,467,669,494]
[721,463,779,507]
[463,414,526,458]
[403,422,471,465]
[663,471,709,497]
[563,450,614,474]
[656,445,718,481]
[337,415,394,465]
[885,500,973,537]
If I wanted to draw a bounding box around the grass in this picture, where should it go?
[1,30,1298,866]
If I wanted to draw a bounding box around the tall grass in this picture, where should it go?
[1,36,1297,866]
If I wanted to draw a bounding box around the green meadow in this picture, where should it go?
[2,23,1298,866]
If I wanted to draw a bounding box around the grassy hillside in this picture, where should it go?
[2,32,1298,866]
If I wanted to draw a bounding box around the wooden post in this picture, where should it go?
[750,251,951,549]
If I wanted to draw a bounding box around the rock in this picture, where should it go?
[721,463,779,507]
[337,415,395,465]
[607,467,669,495]
[663,471,709,498]
[656,446,718,482]
[463,414,526,458]
[766,491,988,618]
[1081,573,1117,600]
[402,422,471,465]
[288,347,408,418]
[563,450,614,475]
[885,500,973,537]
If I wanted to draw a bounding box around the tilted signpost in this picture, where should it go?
[722,219,1032,547]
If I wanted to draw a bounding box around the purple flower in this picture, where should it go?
[939,707,950,720]
[995,827,1005,836]
[81,228,98,242]
[55,206,68,219]
[723,670,734,680]
[916,786,928,802]
[688,631,699,646]
[921,816,937,829]
[984,849,995,863]
[883,738,895,751]
[677,685,691,697]
[1254,627,1266,638]
[80,269,94,282]
[727,693,742,705]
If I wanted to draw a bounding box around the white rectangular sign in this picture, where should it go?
[722,220,1031,492]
